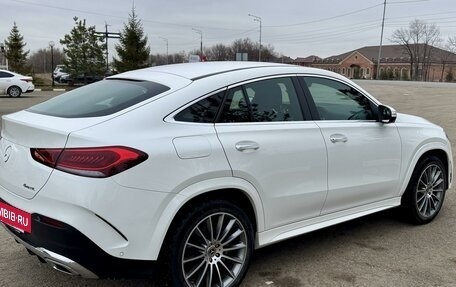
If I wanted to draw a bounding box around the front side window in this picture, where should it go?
[303,77,375,121]
[220,77,303,123]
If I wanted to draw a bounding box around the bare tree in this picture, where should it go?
[170,51,186,64]
[231,38,258,61]
[148,37,279,66]
[421,23,441,80]
[28,48,65,73]
[258,43,277,62]
[150,51,186,66]
[441,36,456,82]
[449,36,456,50]
[391,19,441,81]
[435,42,455,82]
[205,43,233,61]
[231,38,277,62]
[391,27,415,79]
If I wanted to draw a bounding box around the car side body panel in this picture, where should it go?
[317,121,402,214]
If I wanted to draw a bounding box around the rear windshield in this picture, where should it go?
[28,79,170,118]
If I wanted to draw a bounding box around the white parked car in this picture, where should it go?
[53,65,69,83]
[0,69,34,97]
[0,62,452,286]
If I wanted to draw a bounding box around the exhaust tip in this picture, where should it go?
[50,261,76,276]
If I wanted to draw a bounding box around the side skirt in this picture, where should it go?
[257,197,401,248]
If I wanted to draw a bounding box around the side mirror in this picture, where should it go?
[378,105,397,124]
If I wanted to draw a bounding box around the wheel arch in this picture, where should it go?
[415,149,450,190]
[400,143,452,196]
[149,177,265,261]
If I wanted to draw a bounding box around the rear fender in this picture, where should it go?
[146,177,264,260]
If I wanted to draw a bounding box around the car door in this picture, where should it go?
[215,76,328,229]
[300,76,402,214]
[0,71,13,92]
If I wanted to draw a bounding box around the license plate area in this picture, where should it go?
[0,202,32,233]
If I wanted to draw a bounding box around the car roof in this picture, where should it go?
[113,61,338,82]
[109,61,374,101]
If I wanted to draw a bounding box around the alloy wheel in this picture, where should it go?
[416,164,444,218]
[8,86,21,97]
[182,212,248,287]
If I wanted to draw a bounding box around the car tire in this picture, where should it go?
[7,86,22,98]
[401,156,447,224]
[167,200,254,287]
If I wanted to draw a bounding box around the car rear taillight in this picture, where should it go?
[20,78,33,83]
[31,146,148,178]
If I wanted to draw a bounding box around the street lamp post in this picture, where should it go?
[49,41,55,87]
[192,28,203,58]
[248,14,262,62]
[159,37,169,64]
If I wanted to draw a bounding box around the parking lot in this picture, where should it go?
[1,80,456,287]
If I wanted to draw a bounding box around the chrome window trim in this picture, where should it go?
[226,73,298,90]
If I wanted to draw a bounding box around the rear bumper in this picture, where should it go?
[0,200,158,279]
[2,222,98,278]
[25,83,35,93]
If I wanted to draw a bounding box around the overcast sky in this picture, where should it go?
[1,0,455,60]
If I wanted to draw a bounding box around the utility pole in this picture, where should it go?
[96,23,120,73]
[49,41,55,87]
[192,28,203,57]
[248,14,262,61]
[159,37,169,64]
[376,0,387,80]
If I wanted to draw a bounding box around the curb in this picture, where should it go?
[35,88,68,92]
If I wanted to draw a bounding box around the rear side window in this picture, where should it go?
[175,91,224,123]
[0,71,13,78]
[219,87,251,123]
[28,79,170,118]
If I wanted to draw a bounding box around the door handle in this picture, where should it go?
[329,134,348,143]
[235,141,260,152]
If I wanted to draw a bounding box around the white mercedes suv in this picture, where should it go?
[0,62,452,287]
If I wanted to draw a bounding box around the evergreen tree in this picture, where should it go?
[5,22,30,74]
[60,17,105,83]
[113,8,150,72]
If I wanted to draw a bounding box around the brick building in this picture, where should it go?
[289,55,321,67]
[309,44,456,82]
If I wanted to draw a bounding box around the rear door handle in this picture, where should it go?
[235,141,260,152]
[329,134,348,143]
